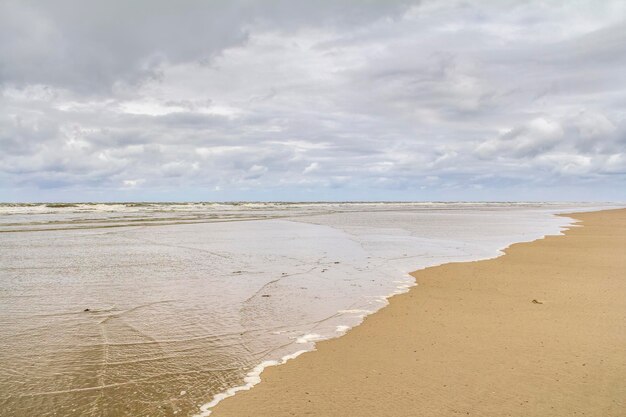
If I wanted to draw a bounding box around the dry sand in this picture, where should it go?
[211,209,626,417]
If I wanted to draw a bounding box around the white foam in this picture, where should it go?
[296,333,322,344]
[193,350,309,417]
[338,309,372,314]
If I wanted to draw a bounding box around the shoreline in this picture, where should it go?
[195,208,577,416]
[210,208,626,417]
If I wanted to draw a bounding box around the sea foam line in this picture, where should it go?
[193,274,419,416]
[193,350,309,417]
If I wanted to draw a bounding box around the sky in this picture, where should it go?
[1,0,625,202]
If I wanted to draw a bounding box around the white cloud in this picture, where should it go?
[303,162,320,174]
[123,179,144,187]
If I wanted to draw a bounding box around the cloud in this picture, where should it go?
[303,162,320,174]
[476,118,564,159]
[1,0,625,201]
[0,0,413,93]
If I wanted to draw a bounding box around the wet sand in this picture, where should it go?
[211,209,626,417]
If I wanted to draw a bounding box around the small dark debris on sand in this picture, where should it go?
[531,299,543,304]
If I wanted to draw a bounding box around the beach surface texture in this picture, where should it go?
[211,208,626,417]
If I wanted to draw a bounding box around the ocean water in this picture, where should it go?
[0,202,612,416]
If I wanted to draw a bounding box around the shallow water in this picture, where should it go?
[0,202,610,416]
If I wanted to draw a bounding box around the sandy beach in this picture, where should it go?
[211,208,626,417]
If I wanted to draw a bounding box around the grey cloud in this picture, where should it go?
[0,0,413,93]
[0,0,250,92]
[476,118,564,159]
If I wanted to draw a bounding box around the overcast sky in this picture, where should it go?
[1,0,625,202]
